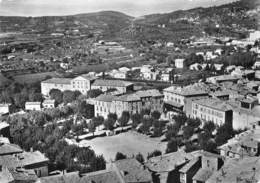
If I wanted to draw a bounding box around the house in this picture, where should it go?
[0,104,11,115]
[41,78,72,96]
[92,79,134,94]
[206,157,260,183]
[206,75,241,84]
[191,98,233,127]
[145,150,194,183]
[25,102,41,111]
[179,157,201,183]
[0,167,38,183]
[71,75,96,95]
[219,125,260,158]
[192,152,223,183]
[175,59,185,69]
[41,75,96,96]
[94,89,164,118]
[38,158,152,183]
[0,150,49,177]
[0,143,23,156]
[42,99,55,109]
[163,85,208,114]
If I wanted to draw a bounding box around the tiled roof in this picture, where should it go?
[192,168,213,182]
[135,89,163,98]
[38,172,80,183]
[113,158,152,183]
[73,74,97,81]
[207,157,260,183]
[0,122,10,130]
[92,79,133,87]
[0,143,23,156]
[20,151,49,167]
[81,169,123,183]
[42,78,72,85]
[193,98,232,112]
[25,102,41,105]
[145,150,194,173]
[164,86,208,97]
[8,168,38,182]
[95,95,116,102]
[115,94,141,102]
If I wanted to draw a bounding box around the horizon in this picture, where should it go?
[0,0,238,17]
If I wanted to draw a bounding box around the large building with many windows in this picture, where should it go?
[94,89,164,118]
[191,98,233,127]
[41,76,133,97]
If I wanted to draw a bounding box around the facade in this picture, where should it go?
[92,79,134,94]
[94,89,164,118]
[163,86,208,114]
[41,75,96,96]
[179,158,201,183]
[191,98,233,127]
[42,99,55,109]
[25,102,42,111]
[0,104,11,115]
[175,59,185,69]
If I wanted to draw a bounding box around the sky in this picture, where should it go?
[0,0,238,17]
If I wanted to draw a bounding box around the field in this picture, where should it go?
[13,72,61,84]
[79,131,167,161]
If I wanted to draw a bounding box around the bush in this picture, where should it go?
[115,152,127,161]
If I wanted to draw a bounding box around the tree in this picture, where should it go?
[50,89,63,104]
[151,111,161,120]
[166,138,178,153]
[131,113,142,128]
[91,116,104,127]
[118,111,130,127]
[63,90,77,104]
[203,121,216,134]
[88,121,96,136]
[107,113,117,122]
[165,124,179,141]
[115,152,127,161]
[14,93,27,108]
[78,101,94,119]
[147,150,162,159]
[29,92,43,102]
[104,118,115,131]
[87,89,103,98]
[215,125,233,146]
[183,126,194,140]
[135,153,145,164]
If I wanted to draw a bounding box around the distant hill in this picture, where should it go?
[0,0,258,41]
[121,0,258,41]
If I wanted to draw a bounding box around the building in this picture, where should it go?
[0,149,49,178]
[206,157,260,183]
[179,157,201,183]
[42,99,55,109]
[175,59,185,69]
[92,79,134,94]
[0,143,23,156]
[0,104,11,115]
[191,98,233,127]
[145,150,194,183]
[70,75,96,95]
[219,125,260,158]
[41,78,72,96]
[38,158,152,183]
[25,102,41,111]
[206,75,241,84]
[0,167,38,183]
[41,75,96,96]
[94,89,164,118]
[192,152,223,183]
[163,85,208,114]
[94,95,116,118]
[249,30,260,41]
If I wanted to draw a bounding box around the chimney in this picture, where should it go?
[0,165,2,172]
[30,147,33,153]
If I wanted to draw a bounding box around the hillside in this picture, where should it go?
[121,0,258,41]
[0,0,258,42]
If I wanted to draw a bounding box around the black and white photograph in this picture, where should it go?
[0,0,259,182]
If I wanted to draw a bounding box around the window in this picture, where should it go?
[207,160,210,167]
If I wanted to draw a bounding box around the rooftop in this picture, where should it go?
[92,79,133,87]
[0,122,10,130]
[25,102,41,105]
[82,169,122,183]
[41,78,72,85]
[113,158,152,183]
[73,74,97,81]
[207,157,260,183]
[192,168,213,182]
[179,157,200,173]
[164,85,208,97]
[193,98,232,112]
[0,143,23,156]
[38,171,80,183]
[145,150,194,173]
[43,99,55,104]
[95,95,116,102]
